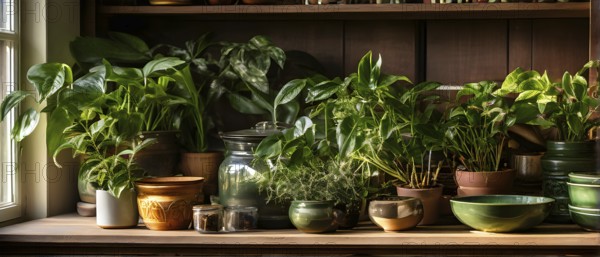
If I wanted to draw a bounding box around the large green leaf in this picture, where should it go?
[70,36,150,64]
[108,31,150,54]
[12,108,40,141]
[254,135,282,159]
[142,57,186,78]
[500,67,524,92]
[46,107,73,155]
[26,63,72,102]
[274,79,306,108]
[306,80,343,103]
[357,52,372,90]
[515,90,541,102]
[336,116,365,158]
[0,91,32,121]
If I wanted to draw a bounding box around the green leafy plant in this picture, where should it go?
[356,81,447,189]
[445,81,515,172]
[254,117,370,213]
[496,61,600,142]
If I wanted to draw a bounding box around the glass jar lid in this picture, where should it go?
[193,204,223,211]
[220,121,287,141]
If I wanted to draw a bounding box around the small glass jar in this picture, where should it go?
[193,205,223,233]
[224,206,258,232]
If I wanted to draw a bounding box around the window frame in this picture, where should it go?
[0,0,20,223]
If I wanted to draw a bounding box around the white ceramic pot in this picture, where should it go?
[96,189,138,229]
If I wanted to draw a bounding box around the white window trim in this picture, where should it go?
[0,0,20,223]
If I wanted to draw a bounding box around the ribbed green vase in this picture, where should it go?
[541,141,596,223]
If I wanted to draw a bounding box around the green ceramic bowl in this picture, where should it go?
[566,182,600,209]
[568,204,600,215]
[450,195,554,233]
[569,172,600,185]
[569,210,600,232]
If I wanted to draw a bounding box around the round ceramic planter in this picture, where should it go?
[395,185,443,225]
[450,195,554,233]
[179,151,224,203]
[136,177,204,230]
[454,169,515,196]
[541,141,596,223]
[135,131,181,177]
[96,189,138,229]
[566,182,600,209]
[289,200,337,233]
[568,172,600,185]
[368,196,423,232]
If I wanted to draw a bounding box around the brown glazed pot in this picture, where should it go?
[136,177,204,230]
[455,169,515,197]
[179,151,224,203]
[396,184,443,225]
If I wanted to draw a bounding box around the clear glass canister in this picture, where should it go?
[224,206,258,232]
[218,122,281,208]
[193,205,223,233]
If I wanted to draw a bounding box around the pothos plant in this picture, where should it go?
[445,81,515,172]
[356,80,447,189]
[253,51,412,211]
[495,61,600,142]
[0,56,196,197]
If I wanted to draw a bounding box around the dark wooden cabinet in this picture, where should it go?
[84,2,594,84]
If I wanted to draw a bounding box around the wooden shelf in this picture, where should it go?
[0,213,599,255]
[98,3,590,19]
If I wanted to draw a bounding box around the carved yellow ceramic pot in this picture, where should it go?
[135,177,204,230]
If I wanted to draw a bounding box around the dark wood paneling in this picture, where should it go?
[111,17,344,77]
[532,19,589,80]
[591,1,600,83]
[426,20,507,85]
[508,20,533,72]
[344,21,417,81]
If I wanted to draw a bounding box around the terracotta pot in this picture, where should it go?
[179,151,224,203]
[455,169,515,196]
[135,131,181,177]
[135,177,204,230]
[396,185,443,225]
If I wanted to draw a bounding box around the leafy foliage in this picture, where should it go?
[445,81,514,172]
[496,61,600,142]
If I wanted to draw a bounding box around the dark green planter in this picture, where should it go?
[541,141,596,223]
[289,200,336,233]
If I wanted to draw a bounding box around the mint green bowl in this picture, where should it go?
[450,195,554,233]
[566,182,600,209]
[569,210,600,232]
[569,172,600,185]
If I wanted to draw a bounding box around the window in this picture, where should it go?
[0,0,19,223]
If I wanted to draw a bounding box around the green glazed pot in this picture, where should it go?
[569,210,600,232]
[541,141,596,223]
[566,182,600,209]
[568,205,600,215]
[450,195,554,233]
[569,172,600,185]
[289,200,336,233]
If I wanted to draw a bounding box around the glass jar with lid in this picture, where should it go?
[193,204,223,233]
[218,122,293,229]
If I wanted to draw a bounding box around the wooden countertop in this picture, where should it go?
[0,213,598,255]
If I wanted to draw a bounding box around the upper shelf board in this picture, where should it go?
[99,3,589,19]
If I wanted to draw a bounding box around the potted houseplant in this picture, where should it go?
[253,51,409,231]
[496,61,600,223]
[254,116,369,233]
[355,79,448,225]
[445,81,517,196]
